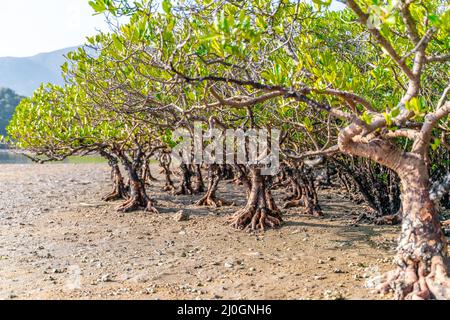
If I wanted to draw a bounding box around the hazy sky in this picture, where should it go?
[0,0,346,58]
[0,0,109,57]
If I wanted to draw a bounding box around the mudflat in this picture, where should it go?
[0,163,400,300]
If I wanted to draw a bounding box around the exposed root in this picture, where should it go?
[162,184,176,192]
[374,213,402,225]
[283,199,303,209]
[376,256,450,300]
[302,205,324,217]
[283,198,323,217]
[196,195,232,208]
[174,186,194,196]
[228,207,282,231]
[102,190,127,202]
[116,196,159,214]
[175,164,194,195]
[102,164,128,202]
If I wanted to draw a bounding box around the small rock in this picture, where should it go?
[174,210,190,222]
[145,287,155,294]
[224,262,234,269]
[52,268,66,274]
[99,274,113,283]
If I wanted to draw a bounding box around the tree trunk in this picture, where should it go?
[143,163,158,183]
[175,163,194,195]
[159,153,175,192]
[228,167,282,231]
[196,164,231,208]
[102,164,129,202]
[377,163,449,300]
[220,164,235,180]
[283,167,323,217]
[116,165,158,214]
[192,164,205,194]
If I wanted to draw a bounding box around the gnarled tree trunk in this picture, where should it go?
[103,163,129,202]
[196,164,231,208]
[158,152,175,192]
[228,167,282,231]
[175,163,194,195]
[192,164,205,194]
[339,124,449,300]
[377,162,449,300]
[117,163,158,214]
[283,167,323,217]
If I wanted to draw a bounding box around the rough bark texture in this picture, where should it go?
[116,165,158,214]
[333,157,401,224]
[338,125,449,300]
[159,153,175,192]
[283,167,323,217]
[175,163,194,195]
[220,164,235,180]
[102,164,129,202]
[376,164,449,300]
[192,164,206,194]
[228,167,282,231]
[196,164,231,208]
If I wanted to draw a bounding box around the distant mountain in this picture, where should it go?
[0,88,23,137]
[0,47,78,96]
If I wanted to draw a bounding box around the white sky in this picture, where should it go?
[0,0,346,58]
[0,0,109,57]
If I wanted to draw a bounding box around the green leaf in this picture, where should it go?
[431,138,440,151]
[162,0,172,14]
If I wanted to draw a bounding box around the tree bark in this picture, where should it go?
[196,164,231,208]
[228,167,282,231]
[175,163,194,195]
[339,125,449,300]
[192,164,205,194]
[102,163,129,202]
[377,163,449,300]
[159,153,175,192]
[116,164,158,214]
[283,167,323,217]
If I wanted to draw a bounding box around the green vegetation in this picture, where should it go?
[6,0,450,300]
[0,88,23,137]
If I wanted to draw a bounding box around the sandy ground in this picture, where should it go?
[0,163,405,300]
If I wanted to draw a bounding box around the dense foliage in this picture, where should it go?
[5,0,450,300]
